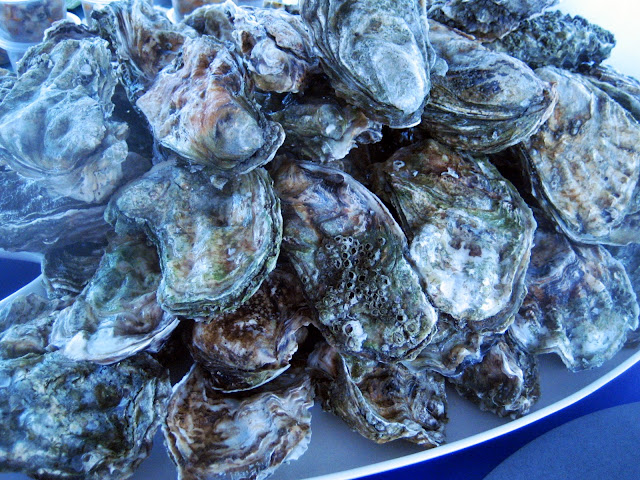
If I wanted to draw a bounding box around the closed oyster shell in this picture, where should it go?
[519,67,640,245]
[420,21,557,154]
[301,0,436,128]
[50,235,179,364]
[137,35,285,173]
[185,1,319,93]
[273,160,437,362]
[608,243,640,346]
[427,0,557,40]
[583,65,640,123]
[449,336,540,418]
[106,161,282,317]
[309,343,447,446]
[165,364,313,480]
[373,140,535,332]
[187,264,312,392]
[509,216,640,371]
[268,95,382,162]
[0,351,171,480]
[487,11,615,71]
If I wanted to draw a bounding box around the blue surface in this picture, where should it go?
[0,258,41,300]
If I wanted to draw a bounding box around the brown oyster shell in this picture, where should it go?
[106,161,282,317]
[137,35,285,173]
[519,67,640,245]
[165,365,313,480]
[373,140,535,333]
[309,343,447,446]
[420,21,558,154]
[301,0,437,128]
[187,264,312,392]
[273,160,437,362]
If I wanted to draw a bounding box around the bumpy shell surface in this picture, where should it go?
[309,343,447,446]
[427,0,557,40]
[373,140,535,332]
[583,65,640,123]
[137,35,285,173]
[185,1,319,93]
[509,217,639,371]
[449,336,540,418]
[608,243,640,345]
[0,351,171,480]
[187,264,312,392]
[488,11,615,71]
[519,67,640,246]
[301,0,436,128]
[165,365,313,480]
[421,22,557,153]
[106,161,282,317]
[273,160,437,362]
[269,95,382,162]
[42,241,106,300]
[50,235,179,364]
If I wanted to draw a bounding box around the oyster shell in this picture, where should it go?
[427,0,557,40]
[165,364,313,480]
[42,241,106,300]
[301,0,436,128]
[420,21,557,154]
[268,95,382,162]
[309,343,447,446]
[185,1,319,93]
[449,336,540,418]
[583,65,640,123]
[50,235,179,364]
[263,0,299,14]
[608,243,640,346]
[519,67,640,246]
[0,351,170,480]
[187,264,312,392]
[273,160,437,362]
[136,35,285,173]
[509,215,639,371]
[373,140,535,332]
[488,11,615,71]
[106,161,282,317]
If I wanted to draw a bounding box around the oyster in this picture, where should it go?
[310,343,447,446]
[50,235,179,364]
[273,160,437,362]
[187,264,312,392]
[583,65,640,123]
[427,0,557,40]
[608,243,640,345]
[165,364,313,480]
[185,1,319,93]
[509,215,639,371]
[301,0,436,128]
[373,140,535,332]
[449,336,540,418]
[420,21,557,154]
[268,95,382,162]
[263,0,299,14]
[106,161,282,317]
[42,241,106,300]
[488,11,615,71]
[137,35,285,173]
[518,67,640,245]
[0,351,170,480]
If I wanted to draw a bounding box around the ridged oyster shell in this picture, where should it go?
[185,1,319,93]
[301,0,436,128]
[421,21,557,153]
[50,235,179,364]
[165,365,313,480]
[0,351,171,480]
[373,140,535,332]
[106,160,282,317]
[519,67,640,246]
[509,215,639,371]
[608,243,640,346]
[273,160,437,362]
[309,343,447,446]
[583,65,640,123]
[137,35,285,174]
[187,264,312,392]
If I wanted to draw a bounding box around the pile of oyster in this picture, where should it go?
[0,0,639,478]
